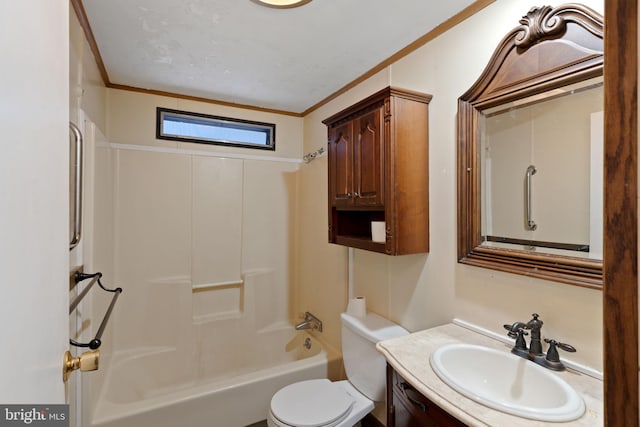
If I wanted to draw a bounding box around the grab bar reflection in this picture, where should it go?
[69,122,83,250]
[69,271,122,350]
[525,164,537,231]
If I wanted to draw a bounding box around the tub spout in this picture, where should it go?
[295,321,313,330]
[295,312,323,332]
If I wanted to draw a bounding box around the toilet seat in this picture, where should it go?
[270,379,355,427]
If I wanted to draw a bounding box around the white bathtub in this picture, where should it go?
[91,328,339,427]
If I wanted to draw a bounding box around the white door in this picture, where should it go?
[0,0,70,410]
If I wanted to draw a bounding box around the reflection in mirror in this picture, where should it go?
[480,79,603,260]
[456,3,604,288]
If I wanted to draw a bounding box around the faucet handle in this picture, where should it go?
[544,338,576,358]
[503,324,528,339]
[543,338,576,371]
[504,324,528,353]
[557,341,576,353]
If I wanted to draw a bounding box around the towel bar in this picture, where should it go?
[69,271,122,350]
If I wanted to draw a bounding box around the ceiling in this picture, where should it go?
[80,0,478,114]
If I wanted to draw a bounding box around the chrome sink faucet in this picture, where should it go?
[503,313,575,371]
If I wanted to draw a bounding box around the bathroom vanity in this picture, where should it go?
[378,324,603,426]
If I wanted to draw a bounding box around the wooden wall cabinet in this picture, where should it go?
[323,87,431,255]
[387,364,466,427]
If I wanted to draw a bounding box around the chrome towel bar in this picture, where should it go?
[69,271,122,350]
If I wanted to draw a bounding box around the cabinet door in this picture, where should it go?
[328,121,354,207]
[354,107,384,206]
[388,365,467,427]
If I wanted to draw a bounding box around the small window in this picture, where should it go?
[156,107,275,150]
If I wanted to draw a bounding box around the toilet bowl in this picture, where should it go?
[267,312,409,427]
[268,379,373,427]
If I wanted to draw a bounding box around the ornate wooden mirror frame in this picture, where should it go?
[457,3,604,288]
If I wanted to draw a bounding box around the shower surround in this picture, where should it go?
[87,121,324,425]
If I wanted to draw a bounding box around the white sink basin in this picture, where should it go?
[430,343,585,422]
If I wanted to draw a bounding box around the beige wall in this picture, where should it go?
[106,89,303,157]
[300,0,604,373]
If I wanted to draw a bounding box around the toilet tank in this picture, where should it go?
[340,312,409,402]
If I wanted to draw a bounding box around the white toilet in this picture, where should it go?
[267,312,409,427]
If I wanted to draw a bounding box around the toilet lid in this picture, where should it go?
[271,379,355,427]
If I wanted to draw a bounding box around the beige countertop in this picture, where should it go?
[376,323,603,426]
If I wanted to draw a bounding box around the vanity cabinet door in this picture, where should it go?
[387,364,467,427]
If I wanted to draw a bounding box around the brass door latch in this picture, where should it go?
[63,350,99,382]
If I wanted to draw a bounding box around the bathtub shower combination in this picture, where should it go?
[85,145,333,426]
[90,269,340,427]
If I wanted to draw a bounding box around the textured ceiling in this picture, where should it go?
[82,0,477,114]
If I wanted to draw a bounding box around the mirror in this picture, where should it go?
[457,4,604,288]
[481,79,603,258]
